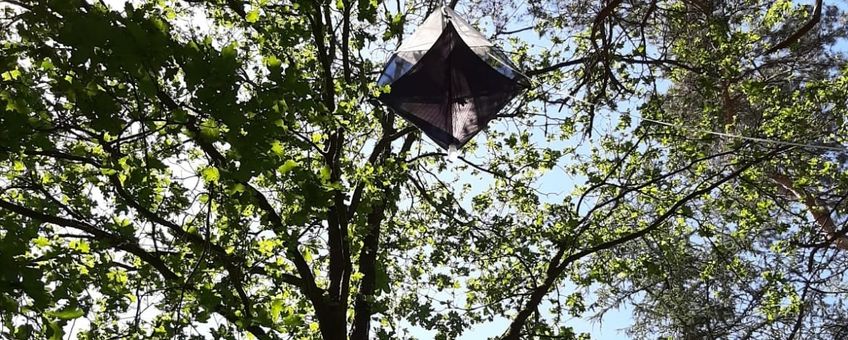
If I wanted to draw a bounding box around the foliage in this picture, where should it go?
[1,0,846,339]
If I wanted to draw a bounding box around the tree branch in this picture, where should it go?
[0,198,178,281]
[500,147,787,339]
[526,57,588,76]
[769,172,848,251]
[764,0,823,55]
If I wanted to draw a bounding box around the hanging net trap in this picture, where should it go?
[376,6,530,151]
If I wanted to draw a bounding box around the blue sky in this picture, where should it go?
[59,0,848,338]
[399,3,642,338]
[413,1,848,338]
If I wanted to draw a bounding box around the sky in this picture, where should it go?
[86,0,640,338]
[399,4,641,339]
[5,0,704,338]
[398,2,848,336]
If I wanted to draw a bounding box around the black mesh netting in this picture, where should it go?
[378,22,527,149]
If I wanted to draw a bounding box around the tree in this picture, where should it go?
[1,0,845,339]
[511,0,848,338]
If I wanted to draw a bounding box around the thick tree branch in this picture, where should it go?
[764,0,823,55]
[615,56,701,73]
[495,26,534,36]
[347,126,417,219]
[349,194,387,340]
[0,198,179,281]
[591,0,623,40]
[769,173,848,250]
[350,131,415,340]
[526,58,587,76]
[341,0,352,82]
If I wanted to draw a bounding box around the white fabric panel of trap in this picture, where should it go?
[396,7,493,52]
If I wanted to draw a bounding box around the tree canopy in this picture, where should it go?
[1,0,847,339]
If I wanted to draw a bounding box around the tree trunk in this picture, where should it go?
[317,303,349,340]
[350,202,386,340]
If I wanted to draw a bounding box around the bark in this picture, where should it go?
[350,132,416,339]
[350,201,386,340]
[769,173,848,250]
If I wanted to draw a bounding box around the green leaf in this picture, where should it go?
[33,236,50,248]
[199,120,220,141]
[270,141,285,156]
[201,167,220,183]
[1,69,21,81]
[40,59,54,70]
[228,183,246,194]
[319,166,332,182]
[264,55,282,70]
[68,240,90,253]
[375,264,389,293]
[49,307,84,320]
[164,7,177,20]
[246,9,260,23]
[283,314,302,326]
[270,299,284,322]
[277,159,298,174]
[46,320,63,340]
